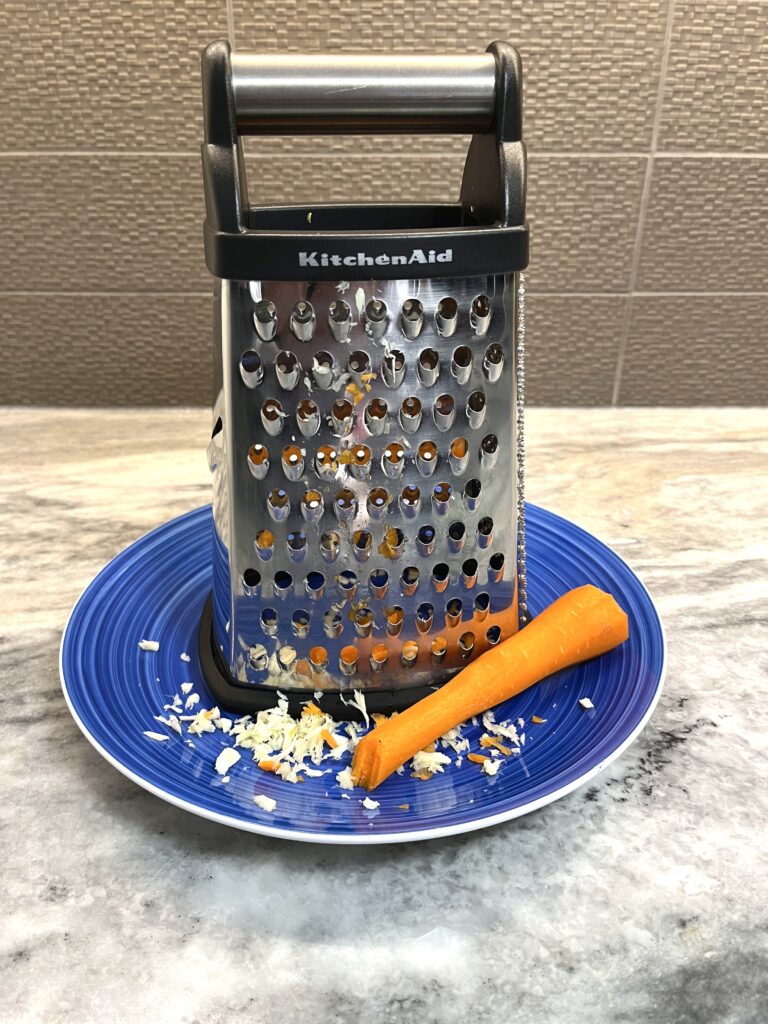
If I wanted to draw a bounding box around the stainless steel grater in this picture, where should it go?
[198,40,529,717]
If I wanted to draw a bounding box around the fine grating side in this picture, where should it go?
[209,274,523,693]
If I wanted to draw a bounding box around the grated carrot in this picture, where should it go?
[480,736,512,755]
[531,715,547,724]
[321,729,338,749]
[303,702,324,717]
[467,752,489,764]
[257,759,281,773]
[411,770,434,781]
[399,803,410,810]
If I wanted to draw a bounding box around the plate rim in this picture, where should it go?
[59,504,666,846]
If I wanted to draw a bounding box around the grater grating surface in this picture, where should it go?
[199,38,529,711]
[210,274,522,692]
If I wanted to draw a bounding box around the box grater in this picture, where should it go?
[197,40,529,717]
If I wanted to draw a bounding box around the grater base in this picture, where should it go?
[198,593,444,720]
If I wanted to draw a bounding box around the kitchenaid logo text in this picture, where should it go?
[298,248,453,268]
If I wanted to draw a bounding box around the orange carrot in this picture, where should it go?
[321,728,338,749]
[480,736,512,755]
[257,759,280,773]
[303,702,324,717]
[467,752,490,764]
[351,585,629,791]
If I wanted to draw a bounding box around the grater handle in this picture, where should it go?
[200,39,527,276]
[229,53,497,135]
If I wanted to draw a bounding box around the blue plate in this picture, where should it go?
[60,505,664,844]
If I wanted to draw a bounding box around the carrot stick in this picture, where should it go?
[351,585,629,791]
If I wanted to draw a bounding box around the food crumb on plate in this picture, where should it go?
[361,797,380,810]
[411,748,451,776]
[184,693,200,710]
[154,714,182,735]
[482,758,501,777]
[215,747,241,775]
[143,730,170,742]
[138,639,160,652]
[579,697,595,710]
[531,715,547,724]
[180,652,191,662]
[181,682,194,694]
[253,794,277,812]
[336,766,355,790]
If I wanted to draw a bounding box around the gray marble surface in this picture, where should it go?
[2,407,767,1024]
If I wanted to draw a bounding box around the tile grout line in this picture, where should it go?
[225,0,237,48]
[0,290,212,298]
[612,0,678,407]
[2,149,768,160]
[2,290,768,299]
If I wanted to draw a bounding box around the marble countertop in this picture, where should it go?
[2,407,766,1024]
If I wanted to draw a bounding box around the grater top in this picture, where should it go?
[201,40,528,282]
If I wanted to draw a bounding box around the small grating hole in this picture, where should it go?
[486,625,502,645]
[274,571,293,594]
[291,609,311,637]
[336,570,357,594]
[468,391,485,412]
[241,349,262,374]
[309,646,328,670]
[402,565,420,587]
[260,608,278,634]
[262,399,282,421]
[459,631,475,655]
[305,571,325,594]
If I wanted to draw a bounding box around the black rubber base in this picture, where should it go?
[197,593,443,721]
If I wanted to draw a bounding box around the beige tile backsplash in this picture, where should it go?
[1,0,766,406]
